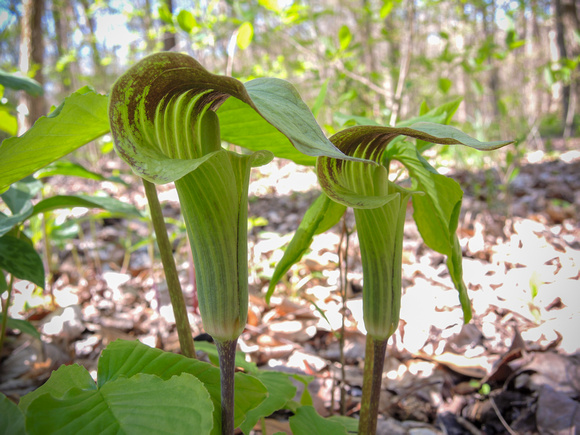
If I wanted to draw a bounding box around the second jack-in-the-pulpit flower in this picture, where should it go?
[316,123,511,435]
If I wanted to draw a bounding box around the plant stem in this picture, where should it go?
[338,216,350,415]
[0,274,15,356]
[216,339,238,435]
[142,179,196,359]
[358,336,387,435]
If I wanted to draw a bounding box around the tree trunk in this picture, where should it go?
[482,0,501,120]
[51,0,76,94]
[78,0,106,90]
[389,0,415,125]
[554,0,571,125]
[18,0,46,134]
[163,0,176,51]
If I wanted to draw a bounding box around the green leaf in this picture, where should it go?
[0,87,109,191]
[0,313,40,340]
[0,69,43,96]
[97,340,267,434]
[388,141,471,320]
[266,192,345,303]
[289,406,347,435]
[194,341,259,375]
[338,25,352,50]
[0,234,44,288]
[32,194,142,218]
[1,176,41,214]
[0,392,25,435]
[19,364,96,415]
[327,415,359,433]
[219,97,317,165]
[292,374,314,406]
[0,109,17,136]
[157,3,173,24]
[0,182,36,237]
[237,22,254,50]
[380,0,395,19]
[239,371,297,434]
[311,79,329,118]
[408,122,512,150]
[35,161,111,182]
[438,77,452,94]
[177,9,196,33]
[25,371,214,435]
[258,0,281,13]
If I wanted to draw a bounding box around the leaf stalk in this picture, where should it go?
[143,179,196,358]
[216,338,238,435]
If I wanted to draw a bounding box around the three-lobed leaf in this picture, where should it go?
[25,372,213,435]
[97,340,267,434]
[0,87,109,191]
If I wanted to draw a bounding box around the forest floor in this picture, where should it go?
[1,144,579,434]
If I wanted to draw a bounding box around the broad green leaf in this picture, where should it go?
[0,392,25,435]
[266,192,345,303]
[239,371,297,435]
[177,9,196,33]
[388,140,471,320]
[237,22,254,50]
[0,234,44,288]
[25,372,214,435]
[0,69,43,96]
[241,78,352,160]
[289,406,347,435]
[18,364,96,415]
[35,161,115,183]
[32,194,142,218]
[0,313,40,340]
[0,87,109,191]
[97,339,267,434]
[407,99,462,152]
[218,97,316,165]
[0,109,17,136]
[338,25,352,50]
[408,122,511,150]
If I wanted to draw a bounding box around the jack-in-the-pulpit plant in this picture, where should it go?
[108,52,358,434]
[316,124,512,434]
